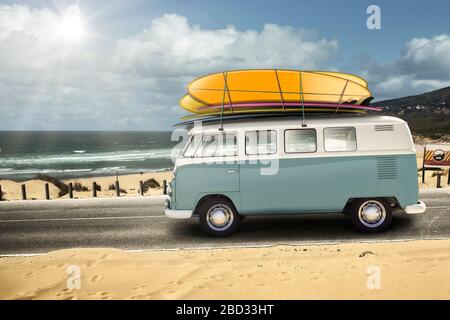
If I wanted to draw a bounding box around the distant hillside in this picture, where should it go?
[374,86,450,140]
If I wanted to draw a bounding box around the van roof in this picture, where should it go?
[189,115,406,132]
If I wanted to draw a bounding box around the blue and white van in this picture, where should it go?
[165,115,426,236]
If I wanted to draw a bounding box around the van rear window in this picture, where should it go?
[245,130,277,155]
[324,127,357,152]
[285,129,317,153]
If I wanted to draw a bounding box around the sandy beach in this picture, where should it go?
[0,171,173,201]
[0,239,448,300]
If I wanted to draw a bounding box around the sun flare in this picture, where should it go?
[59,6,84,43]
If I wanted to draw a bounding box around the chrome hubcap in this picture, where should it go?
[358,200,386,228]
[206,204,234,231]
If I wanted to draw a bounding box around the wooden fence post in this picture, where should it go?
[21,184,27,200]
[437,172,442,188]
[45,183,50,200]
[421,146,426,184]
[140,181,144,196]
[92,182,97,198]
[0,185,3,201]
[69,183,73,198]
[163,180,167,195]
[115,181,120,197]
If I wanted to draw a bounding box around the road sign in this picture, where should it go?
[424,144,450,168]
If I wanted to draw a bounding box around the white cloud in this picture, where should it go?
[374,75,450,99]
[112,14,338,77]
[400,34,450,80]
[361,34,450,100]
[0,7,339,129]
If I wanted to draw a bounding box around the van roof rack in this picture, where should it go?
[174,111,369,127]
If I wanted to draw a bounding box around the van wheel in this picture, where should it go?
[350,198,392,233]
[199,197,241,237]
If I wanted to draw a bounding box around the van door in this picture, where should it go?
[175,132,240,210]
[198,132,240,193]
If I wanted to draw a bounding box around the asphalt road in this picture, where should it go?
[0,190,449,255]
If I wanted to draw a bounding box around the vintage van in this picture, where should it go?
[164,115,426,236]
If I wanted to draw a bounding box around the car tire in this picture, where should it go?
[199,197,241,237]
[350,198,392,233]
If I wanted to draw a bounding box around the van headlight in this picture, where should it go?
[164,198,171,209]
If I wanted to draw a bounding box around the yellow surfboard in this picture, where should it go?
[183,69,372,114]
[315,71,368,88]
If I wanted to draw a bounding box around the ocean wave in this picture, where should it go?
[0,149,175,166]
[97,166,127,171]
[62,168,93,172]
[0,168,93,175]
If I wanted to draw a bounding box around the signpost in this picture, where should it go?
[422,144,450,186]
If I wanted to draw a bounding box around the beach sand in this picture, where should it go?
[0,239,448,300]
[0,171,173,201]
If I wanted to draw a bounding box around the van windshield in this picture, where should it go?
[183,133,237,158]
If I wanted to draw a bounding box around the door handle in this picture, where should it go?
[227,170,239,174]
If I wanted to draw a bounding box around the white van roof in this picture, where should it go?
[190,115,406,133]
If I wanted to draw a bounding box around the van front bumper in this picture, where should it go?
[404,201,426,214]
[164,195,193,219]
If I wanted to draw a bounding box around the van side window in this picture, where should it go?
[194,133,237,157]
[324,127,357,152]
[284,129,317,153]
[245,130,277,155]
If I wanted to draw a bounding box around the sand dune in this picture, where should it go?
[0,179,61,200]
[0,239,449,300]
[0,171,173,201]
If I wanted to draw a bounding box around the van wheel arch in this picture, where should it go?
[193,194,238,216]
[343,197,400,215]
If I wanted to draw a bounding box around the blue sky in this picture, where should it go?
[0,0,449,129]
[18,0,447,62]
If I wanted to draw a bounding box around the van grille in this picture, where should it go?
[376,156,397,179]
[374,124,394,132]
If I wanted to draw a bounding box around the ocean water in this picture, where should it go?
[0,131,180,181]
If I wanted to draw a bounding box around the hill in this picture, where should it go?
[374,86,450,140]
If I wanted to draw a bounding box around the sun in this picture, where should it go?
[59,6,84,43]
